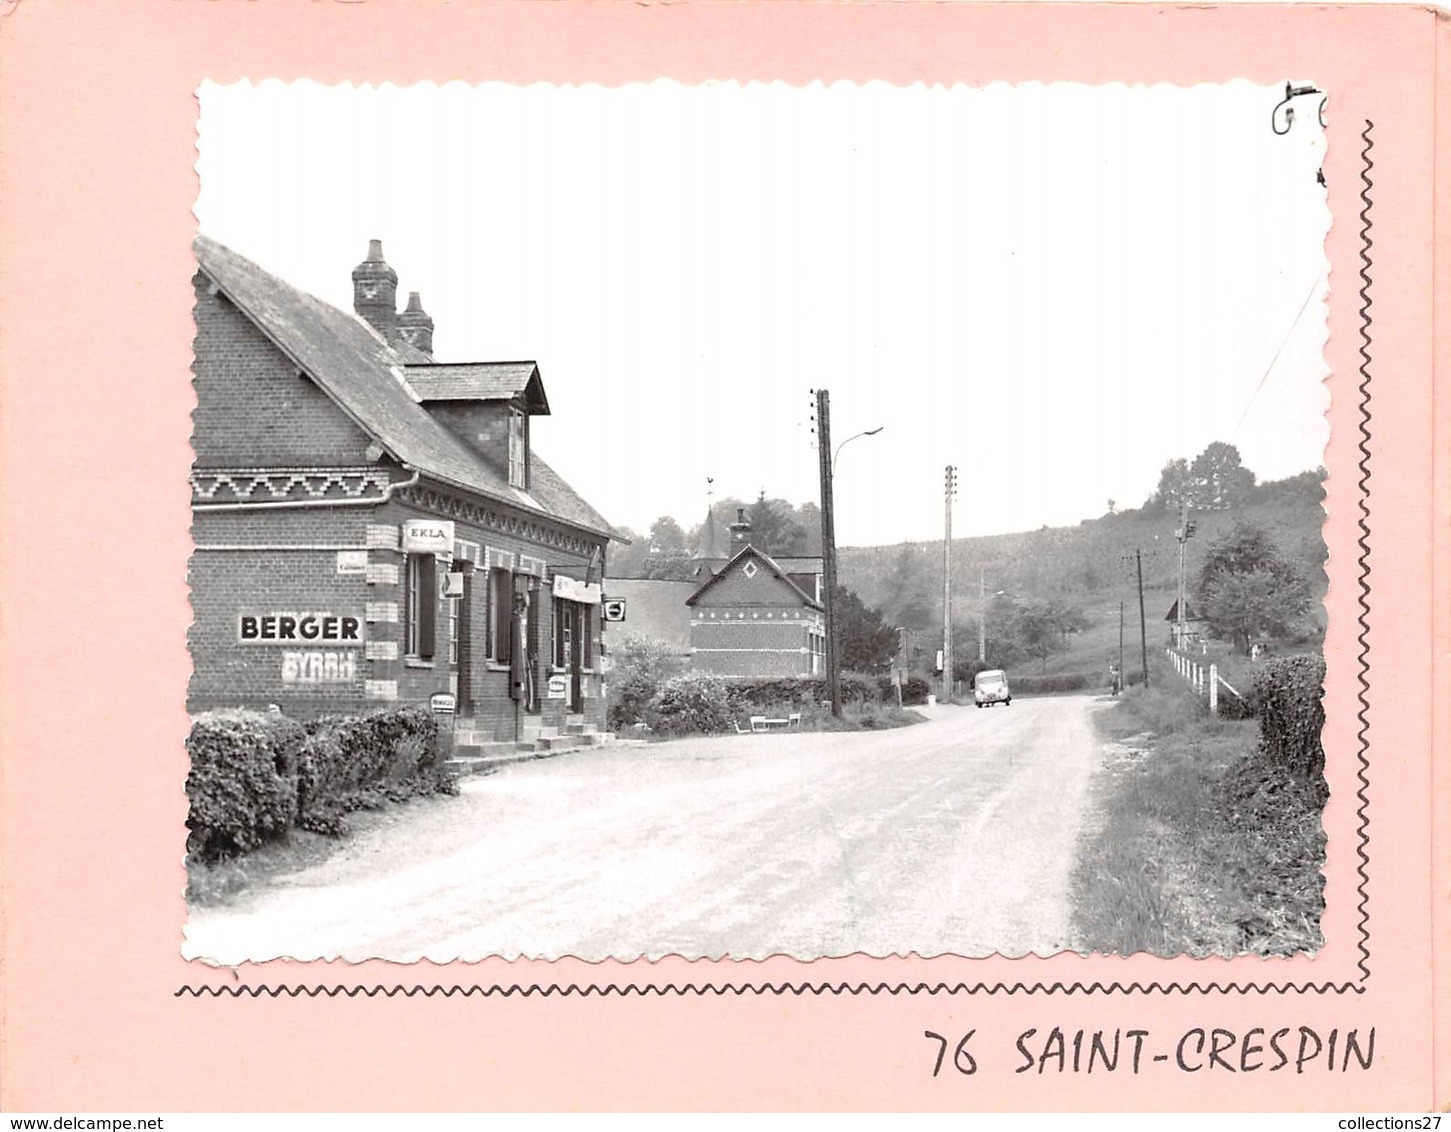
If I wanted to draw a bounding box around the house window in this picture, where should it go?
[404,553,437,659]
[553,597,572,669]
[508,408,527,489]
[488,566,513,663]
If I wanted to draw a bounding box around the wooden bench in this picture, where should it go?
[750,713,802,732]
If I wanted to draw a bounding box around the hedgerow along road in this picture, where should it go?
[183,696,1110,964]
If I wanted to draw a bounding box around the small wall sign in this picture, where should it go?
[551,575,601,604]
[547,674,568,698]
[336,550,368,575]
[401,519,455,554]
[280,650,358,684]
[602,598,626,622]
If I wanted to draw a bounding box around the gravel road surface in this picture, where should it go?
[184,695,1109,963]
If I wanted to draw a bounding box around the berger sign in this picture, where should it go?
[238,612,363,644]
[402,519,454,554]
[551,575,602,604]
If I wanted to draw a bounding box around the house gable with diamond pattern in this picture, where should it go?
[684,545,825,678]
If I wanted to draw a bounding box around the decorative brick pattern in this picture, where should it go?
[365,679,399,701]
[367,523,401,550]
[366,641,399,661]
[366,562,400,585]
[366,602,399,623]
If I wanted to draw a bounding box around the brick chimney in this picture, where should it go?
[351,239,398,342]
[729,506,752,549]
[396,291,434,355]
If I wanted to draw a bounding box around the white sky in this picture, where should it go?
[196,80,1329,546]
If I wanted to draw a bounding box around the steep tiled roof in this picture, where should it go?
[684,544,823,609]
[193,235,611,538]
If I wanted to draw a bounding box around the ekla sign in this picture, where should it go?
[402,519,454,554]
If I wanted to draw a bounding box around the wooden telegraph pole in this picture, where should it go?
[815,389,841,717]
[942,465,957,700]
[1136,548,1150,689]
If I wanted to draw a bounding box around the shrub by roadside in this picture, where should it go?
[186,705,458,862]
[647,671,734,737]
[185,709,302,860]
[1070,658,1325,956]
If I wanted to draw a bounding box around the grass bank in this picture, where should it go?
[1070,670,1326,956]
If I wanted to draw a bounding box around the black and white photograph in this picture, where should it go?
[182,78,1331,965]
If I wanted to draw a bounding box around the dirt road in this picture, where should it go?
[184,695,1110,963]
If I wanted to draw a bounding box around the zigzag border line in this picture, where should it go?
[176,120,1380,1007]
[1353,119,1374,985]
[176,980,1365,999]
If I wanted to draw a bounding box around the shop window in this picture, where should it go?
[405,553,437,659]
[552,598,596,670]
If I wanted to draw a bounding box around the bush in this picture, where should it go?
[648,671,733,737]
[1251,655,1326,780]
[876,674,932,705]
[606,634,686,729]
[186,710,302,860]
[298,706,448,835]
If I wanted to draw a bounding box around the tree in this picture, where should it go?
[1045,598,1090,645]
[648,515,687,553]
[1016,600,1063,671]
[608,528,651,578]
[1188,442,1256,510]
[882,542,935,630]
[745,491,808,556]
[1147,458,1191,514]
[1195,523,1310,652]
[832,586,901,675]
[605,633,685,728]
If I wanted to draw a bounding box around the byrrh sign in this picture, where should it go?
[238,612,364,644]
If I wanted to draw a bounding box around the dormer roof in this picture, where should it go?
[401,362,550,414]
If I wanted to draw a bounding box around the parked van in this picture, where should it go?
[973,669,1011,708]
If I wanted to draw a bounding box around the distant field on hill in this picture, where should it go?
[837,469,1326,682]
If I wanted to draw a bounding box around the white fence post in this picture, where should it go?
[1209,664,1219,714]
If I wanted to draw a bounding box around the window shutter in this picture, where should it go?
[492,568,512,663]
[417,555,437,658]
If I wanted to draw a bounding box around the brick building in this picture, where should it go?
[607,509,825,678]
[188,236,615,740]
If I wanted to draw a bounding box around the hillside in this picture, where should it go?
[837,468,1327,683]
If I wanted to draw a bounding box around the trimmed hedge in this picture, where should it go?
[876,674,931,706]
[1251,655,1326,779]
[186,705,457,856]
[185,710,303,860]
[298,706,451,835]
[1008,672,1092,695]
[723,673,880,711]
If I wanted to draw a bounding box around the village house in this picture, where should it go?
[188,236,615,745]
[606,509,826,678]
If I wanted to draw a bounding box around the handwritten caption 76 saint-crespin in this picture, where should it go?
[924,1025,1377,1078]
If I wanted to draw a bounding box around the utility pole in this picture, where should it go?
[978,566,987,663]
[815,389,841,717]
[1118,600,1125,690]
[1174,503,1198,649]
[942,465,957,700]
[1136,548,1150,689]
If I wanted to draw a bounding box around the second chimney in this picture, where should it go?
[397,291,434,355]
[729,507,752,549]
[351,239,399,342]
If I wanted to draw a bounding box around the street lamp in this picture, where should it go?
[833,427,884,474]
